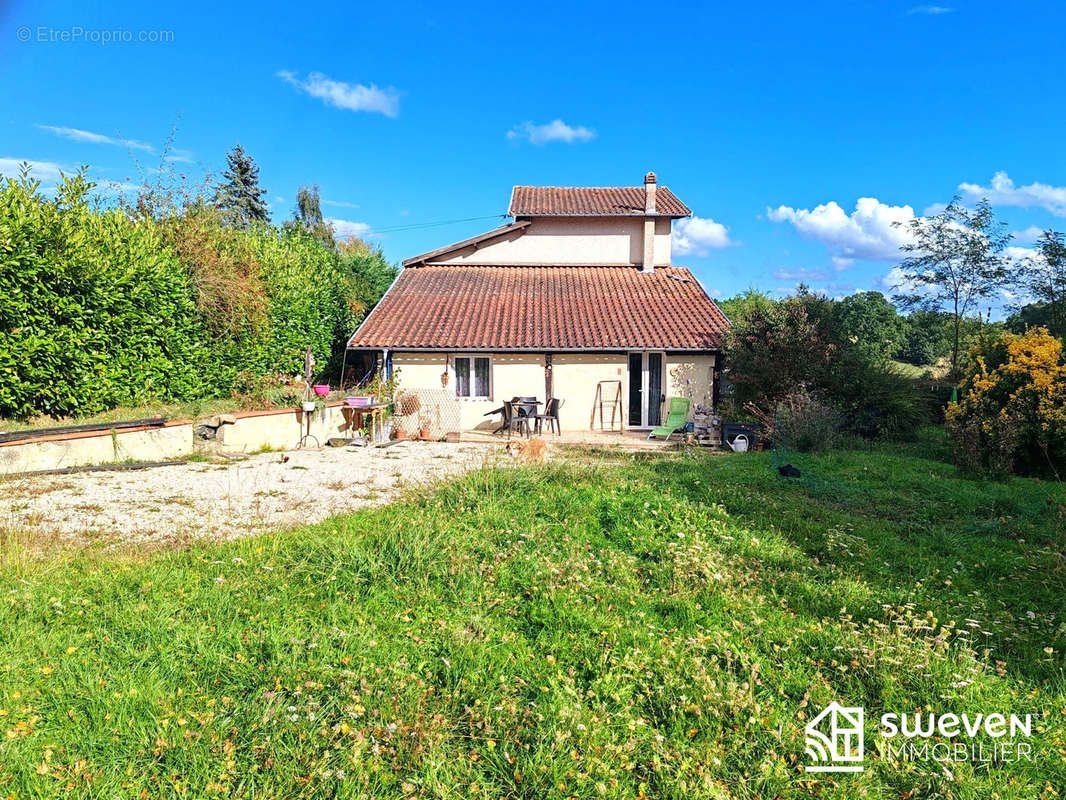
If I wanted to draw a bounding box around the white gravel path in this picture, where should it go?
[0,441,494,549]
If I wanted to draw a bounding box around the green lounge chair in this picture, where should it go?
[648,397,691,440]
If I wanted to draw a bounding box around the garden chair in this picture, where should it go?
[533,398,563,436]
[647,397,690,441]
[501,400,532,439]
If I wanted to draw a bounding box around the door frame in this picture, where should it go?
[626,351,665,429]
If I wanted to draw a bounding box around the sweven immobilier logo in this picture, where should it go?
[804,701,1036,773]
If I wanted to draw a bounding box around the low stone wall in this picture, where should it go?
[0,403,375,476]
[210,404,357,453]
[0,422,194,475]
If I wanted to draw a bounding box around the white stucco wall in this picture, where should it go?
[390,351,714,432]
[392,352,546,431]
[433,217,672,267]
[666,354,717,408]
[551,353,629,430]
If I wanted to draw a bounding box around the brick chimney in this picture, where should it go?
[642,172,657,272]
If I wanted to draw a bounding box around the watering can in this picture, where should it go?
[729,433,749,453]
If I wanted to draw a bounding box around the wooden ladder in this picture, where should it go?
[592,380,623,432]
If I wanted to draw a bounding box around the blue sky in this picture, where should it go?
[2,0,1065,307]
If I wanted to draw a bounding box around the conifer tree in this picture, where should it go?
[212,144,269,228]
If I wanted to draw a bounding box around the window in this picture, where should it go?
[454,356,491,399]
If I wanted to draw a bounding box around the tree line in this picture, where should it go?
[0,145,395,419]
[719,197,1066,478]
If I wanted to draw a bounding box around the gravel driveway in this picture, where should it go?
[0,441,492,550]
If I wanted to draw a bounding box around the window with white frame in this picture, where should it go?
[453,355,491,399]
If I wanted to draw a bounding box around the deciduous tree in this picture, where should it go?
[892,198,1011,379]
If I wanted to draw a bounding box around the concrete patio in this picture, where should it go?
[458,427,689,450]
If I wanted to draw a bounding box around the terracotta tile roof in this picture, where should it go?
[509,186,691,218]
[348,266,727,351]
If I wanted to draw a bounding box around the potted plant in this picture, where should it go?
[418,414,431,441]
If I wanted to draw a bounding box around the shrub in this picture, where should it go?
[0,172,393,419]
[724,296,835,411]
[828,355,925,439]
[945,328,1066,478]
[724,292,923,441]
[0,173,212,416]
[773,388,842,451]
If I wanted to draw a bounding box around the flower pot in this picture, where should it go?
[419,428,431,440]
[395,430,408,440]
[302,401,317,413]
[313,384,330,397]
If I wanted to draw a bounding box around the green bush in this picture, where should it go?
[0,174,211,416]
[724,292,924,442]
[0,173,391,419]
[946,328,1066,478]
[828,355,926,439]
[773,388,842,451]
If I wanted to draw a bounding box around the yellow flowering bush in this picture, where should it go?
[945,327,1066,477]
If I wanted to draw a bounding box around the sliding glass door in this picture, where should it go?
[627,352,664,428]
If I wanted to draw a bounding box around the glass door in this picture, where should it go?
[627,352,665,428]
[627,353,643,427]
[647,352,663,426]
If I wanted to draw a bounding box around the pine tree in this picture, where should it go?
[285,184,335,249]
[212,144,269,228]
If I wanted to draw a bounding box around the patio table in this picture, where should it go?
[344,401,392,442]
[484,399,541,435]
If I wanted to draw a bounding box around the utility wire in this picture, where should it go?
[369,214,508,234]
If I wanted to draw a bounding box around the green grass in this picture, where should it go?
[0,435,1063,798]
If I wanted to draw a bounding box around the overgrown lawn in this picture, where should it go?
[0,438,1063,798]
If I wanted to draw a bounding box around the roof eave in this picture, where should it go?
[346,345,722,353]
[402,220,530,267]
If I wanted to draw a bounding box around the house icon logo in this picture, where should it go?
[804,701,865,772]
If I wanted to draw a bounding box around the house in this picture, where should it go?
[346,173,730,433]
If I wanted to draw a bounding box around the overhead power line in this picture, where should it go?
[368,214,508,234]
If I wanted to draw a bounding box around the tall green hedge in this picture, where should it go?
[0,174,387,418]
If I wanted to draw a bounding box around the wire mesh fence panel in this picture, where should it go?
[392,389,462,440]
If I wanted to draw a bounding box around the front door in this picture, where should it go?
[627,352,664,428]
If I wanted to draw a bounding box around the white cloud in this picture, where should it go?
[323,199,360,209]
[1005,245,1038,266]
[671,215,736,257]
[0,157,66,185]
[958,171,1066,217]
[879,265,931,297]
[163,148,195,164]
[908,5,954,14]
[327,218,374,240]
[96,179,143,194]
[37,124,153,152]
[771,266,833,281]
[767,197,916,263]
[1012,225,1045,245]
[278,71,400,117]
[507,119,595,145]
